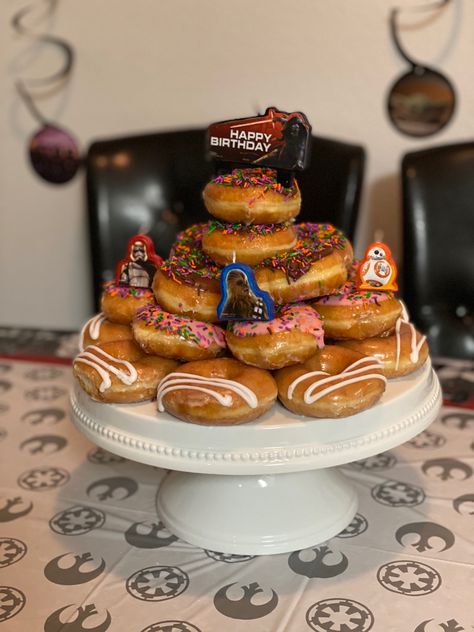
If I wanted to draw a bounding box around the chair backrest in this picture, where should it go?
[401,141,474,359]
[86,130,365,309]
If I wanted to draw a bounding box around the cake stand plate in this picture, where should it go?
[70,360,441,555]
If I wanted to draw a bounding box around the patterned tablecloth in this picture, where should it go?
[0,346,473,632]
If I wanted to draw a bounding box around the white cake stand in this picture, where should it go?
[70,360,441,555]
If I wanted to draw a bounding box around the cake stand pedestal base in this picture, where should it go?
[157,468,357,555]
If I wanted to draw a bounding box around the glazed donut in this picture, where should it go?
[203,168,301,224]
[73,340,178,403]
[79,313,133,351]
[101,282,156,325]
[226,304,324,370]
[254,223,352,303]
[275,345,387,418]
[132,305,226,362]
[313,282,403,340]
[337,315,429,378]
[157,357,277,425]
[202,220,297,266]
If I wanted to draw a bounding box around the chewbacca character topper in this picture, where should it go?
[217,263,275,321]
[357,242,398,291]
[115,234,163,289]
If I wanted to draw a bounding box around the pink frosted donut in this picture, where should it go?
[101,282,156,325]
[225,304,325,369]
[313,281,403,340]
[132,305,227,362]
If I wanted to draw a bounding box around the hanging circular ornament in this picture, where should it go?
[12,1,81,184]
[387,0,456,138]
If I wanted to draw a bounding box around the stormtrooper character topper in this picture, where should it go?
[115,234,162,290]
[357,242,398,292]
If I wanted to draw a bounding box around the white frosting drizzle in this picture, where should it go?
[79,313,107,352]
[74,345,137,392]
[394,302,426,370]
[288,356,387,404]
[157,372,258,412]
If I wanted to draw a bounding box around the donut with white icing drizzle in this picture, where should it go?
[275,345,386,418]
[157,357,277,425]
[79,313,133,351]
[337,305,429,378]
[73,340,178,403]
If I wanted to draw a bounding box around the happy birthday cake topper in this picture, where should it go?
[115,234,163,289]
[217,263,275,321]
[207,107,311,184]
[357,241,398,292]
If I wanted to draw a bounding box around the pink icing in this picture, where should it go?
[228,304,324,348]
[315,282,392,307]
[135,305,226,349]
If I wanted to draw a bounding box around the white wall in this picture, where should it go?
[2,0,473,330]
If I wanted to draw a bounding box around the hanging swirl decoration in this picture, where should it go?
[12,0,81,184]
[387,0,456,137]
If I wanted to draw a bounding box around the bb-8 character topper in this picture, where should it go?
[357,242,398,292]
[116,234,163,289]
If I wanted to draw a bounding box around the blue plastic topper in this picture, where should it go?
[217,263,275,322]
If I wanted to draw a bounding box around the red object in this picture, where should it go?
[357,242,398,292]
[115,234,163,288]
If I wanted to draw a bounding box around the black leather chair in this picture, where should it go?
[401,141,474,359]
[86,129,365,310]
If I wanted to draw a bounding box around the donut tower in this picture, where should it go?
[73,109,430,424]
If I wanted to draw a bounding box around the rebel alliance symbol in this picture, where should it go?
[50,506,105,535]
[421,458,472,481]
[25,366,63,380]
[214,582,278,620]
[453,493,474,515]
[44,552,106,585]
[86,476,138,501]
[0,496,33,522]
[395,521,455,553]
[288,545,349,578]
[21,407,65,425]
[372,480,425,507]
[125,521,178,549]
[351,452,396,470]
[440,411,474,429]
[140,621,202,632]
[0,586,26,622]
[88,447,125,464]
[205,549,255,563]
[0,538,27,568]
[25,385,66,401]
[20,434,67,454]
[44,603,111,632]
[18,466,70,491]
[306,598,374,632]
[377,560,441,596]
[406,430,446,449]
[126,566,189,601]
[414,619,465,632]
[337,513,368,538]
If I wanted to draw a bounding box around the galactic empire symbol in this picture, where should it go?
[25,385,66,401]
[407,430,446,449]
[0,586,26,622]
[205,549,255,563]
[0,538,27,568]
[49,505,106,535]
[87,447,125,464]
[306,598,374,632]
[371,479,425,507]
[140,622,202,632]
[17,466,70,491]
[126,566,189,601]
[337,513,368,538]
[377,560,441,595]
